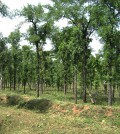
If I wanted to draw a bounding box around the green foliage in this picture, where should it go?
[21,45,36,87]
[8,29,21,46]
[22,4,44,23]
[0,1,8,16]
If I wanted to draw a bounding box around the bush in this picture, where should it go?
[6,95,22,106]
[18,99,52,112]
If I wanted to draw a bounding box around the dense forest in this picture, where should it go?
[0,0,120,106]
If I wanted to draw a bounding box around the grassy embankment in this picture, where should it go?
[0,89,120,134]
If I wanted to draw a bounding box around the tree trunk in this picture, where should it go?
[57,81,60,91]
[0,68,2,90]
[108,61,113,106]
[23,83,26,94]
[108,82,112,106]
[83,43,88,103]
[64,82,67,95]
[117,86,120,98]
[41,77,44,94]
[74,69,77,104]
[13,57,16,91]
[90,80,92,91]
[9,67,12,91]
[83,58,87,103]
[10,81,12,91]
[3,78,5,90]
[72,77,75,94]
[112,84,115,102]
[36,43,40,97]
[64,73,67,95]
[23,81,26,94]
[0,76,2,90]
[103,81,107,95]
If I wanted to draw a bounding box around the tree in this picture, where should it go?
[95,0,120,105]
[0,33,8,89]
[8,29,21,90]
[21,45,36,94]
[49,0,95,102]
[0,1,9,89]
[21,4,52,97]
[7,49,13,90]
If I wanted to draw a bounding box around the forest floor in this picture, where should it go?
[0,89,120,134]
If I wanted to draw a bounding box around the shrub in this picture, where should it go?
[6,95,22,106]
[18,99,52,112]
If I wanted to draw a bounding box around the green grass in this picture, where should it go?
[1,87,120,106]
[0,103,120,134]
[0,89,120,133]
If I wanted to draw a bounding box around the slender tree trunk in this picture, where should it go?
[36,43,40,97]
[103,81,107,95]
[63,74,67,101]
[9,67,12,90]
[0,71,2,90]
[13,57,16,91]
[64,82,67,95]
[0,77,2,90]
[1,67,5,90]
[81,40,89,103]
[10,81,12,91]
[108,82,112,106]
[5,81,7,88]
[41,83,43,94]
[64,73,67,95]
[33,22,41,97]
[3,78,5,90]
[117,85,120,98]
[83,52,87,103]
[57,81,60,91]
[118,87,120,98]
[74,68,77,104]
[43,79,46,92]
[73,77,75,94]
[1,79,3,89]
[18,82,20,90]
[23,82,26,94]
[43,81,45,92]
[41,77,43,94]
[90,80,92,90]
[108,66,112,106]
[112,84,115,102]
[0,67,3,90]
[108,60,113,106]
[13,69,16,90]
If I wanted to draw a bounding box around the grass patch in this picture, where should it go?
[0,104,120,134]
[0,89,120,133]
[6,94,23,106]
[18,99,52,112]
[0,93,52,113]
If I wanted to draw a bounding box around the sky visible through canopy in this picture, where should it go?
[0,0,102,54]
